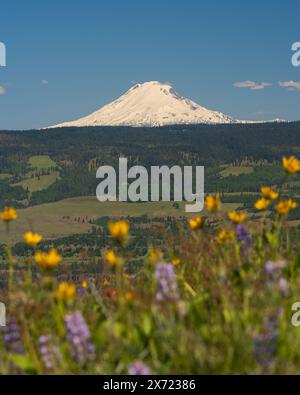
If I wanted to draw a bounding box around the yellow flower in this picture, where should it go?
[255,198,271,210]
[205,194,221,212]
[228,211,247,224]
[103,278,109,287]
[260,187,279,200]
[35,248,62,270]
[124,291,135,302]
[105,250,122,267]
[147,248,162,264]
[216,229,235,244]
[108,221,129,243]
[57,282,76,301]
[0,207,17,222]
[188,216,205,230]
[23,232,43,247]
[81,280,88,289]
[282,156,300,174]
[171,258,181,267]
[275,199,298,215]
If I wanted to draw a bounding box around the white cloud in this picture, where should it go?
[233,80,272,90]
[0,85,6,95]
[278,80,300,91]
[41,79,49,85]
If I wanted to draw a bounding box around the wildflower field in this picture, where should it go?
[2,156,300,375]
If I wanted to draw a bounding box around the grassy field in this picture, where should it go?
[0,197,241,241]
[0,173,11,180]
[11,155,61,193]
[28,155,58,170]
[219,165,254,177]
[13,171,60,193]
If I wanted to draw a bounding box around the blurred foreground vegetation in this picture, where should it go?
[1,157,300,374]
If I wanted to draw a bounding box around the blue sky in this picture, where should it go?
[0,0,299,129]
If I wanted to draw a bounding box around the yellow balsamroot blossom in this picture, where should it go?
[23,232,43,247]
[171,258,181,267]
[275,199,298,216]
[57,282,76,301]
[228,211,247,224]
[282,156,300,175]
[108,221,129,243]
[261,187,279,200]
[205,194,221,213]
[255,198,271,211]
[147,248,162,264]
[81,280,88,289]
[35,248,62,270]
[105,250,122,267]
[124,291,135,302]
[188,216,205,230]
[216,229,235,244]
[0,207,17,222]
[103,278,109,287]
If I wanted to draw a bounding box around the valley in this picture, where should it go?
[0,122,300,251]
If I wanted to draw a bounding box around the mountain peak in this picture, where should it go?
[131,81,171,88]
[49,81,238,128]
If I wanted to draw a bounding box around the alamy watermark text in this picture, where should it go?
[291,42,300,67]
[0,302,6,327]
[96,158,204,213]
[0,42,6,67]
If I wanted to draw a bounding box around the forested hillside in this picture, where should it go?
[0,122,299,207]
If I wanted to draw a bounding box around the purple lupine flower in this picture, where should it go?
[253,332,277,367]
[154,262,180,303]
[38,335,61,371]
[1,317,24,354]
[264,260,288,292]
[278,277,289,296]
[128,361,151,375]
[236,224,252,253]
[65,311,95,365]
[264,260,287,276]
[265,317,278,332]
[253,317,278,369]
[76,285,85,298]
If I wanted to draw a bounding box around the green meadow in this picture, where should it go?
[0,196,241,241]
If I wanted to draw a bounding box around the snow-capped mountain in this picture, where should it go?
[50,81,239,128]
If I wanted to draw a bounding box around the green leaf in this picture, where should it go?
[10,354,36,373]
[139,315,152,337]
